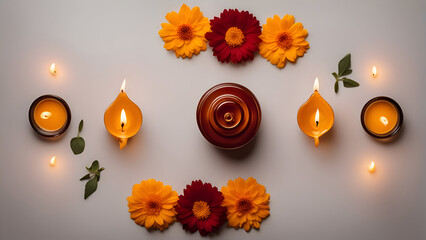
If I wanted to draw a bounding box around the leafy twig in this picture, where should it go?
[332,53,359,93]
[80,160,105,199]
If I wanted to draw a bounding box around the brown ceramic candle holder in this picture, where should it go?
[196,83,261,149]
[360,96,403,140]
[29,94,71,137]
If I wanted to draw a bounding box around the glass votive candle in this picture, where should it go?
[360,96,403,139]
[29,95,71,137]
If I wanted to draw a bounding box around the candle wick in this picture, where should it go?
[121,123,124,131]
[316,121,319,127]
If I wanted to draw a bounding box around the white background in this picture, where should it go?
[1,0,425,239]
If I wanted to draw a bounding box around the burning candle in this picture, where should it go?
[50,63,57,76]
[372,66,377,78]
[315,109,319,127]
[361,96,403,139]
[50,156,56,166]
[120,109,127,131]
[297,78,334,147]
[29,95,71,137]
[104,79,142,149]
[368,161,376,173]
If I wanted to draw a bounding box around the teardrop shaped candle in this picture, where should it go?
[297,78,334,147]
[104,79,142,149]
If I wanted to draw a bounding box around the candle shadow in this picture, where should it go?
[213,130,261,161]
[29,127,70,142]
[125,130,145,151]
[103,129,145,157]
[319,127,335,144]
[370,124,405,145]
[311,124,336,152]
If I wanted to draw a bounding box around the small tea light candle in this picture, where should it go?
[29,95,71,137]
[361,96,403,139]
[50,156,56,167]
[368,161,376,173]
[50,63,57,76]
[372,66,377,78]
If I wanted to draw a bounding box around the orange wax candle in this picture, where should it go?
[361,96,403,139]
[29,95,71,137]
[34,99,67,131]
[364,101,397,134]
[297,78,334,147]
[104,79,142,149]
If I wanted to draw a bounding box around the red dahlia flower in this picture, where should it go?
[176,180,227,236]
[205,9,261,63]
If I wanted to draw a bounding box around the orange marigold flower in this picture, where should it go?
[158,4,210,58]
[259,14,310,68]
[127,179,179,231]
[221,177,270,232]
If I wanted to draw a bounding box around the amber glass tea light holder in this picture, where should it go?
[29,94,71,137]
[361,96,403,139]
[297,78,334,147]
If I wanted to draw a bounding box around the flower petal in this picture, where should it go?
[145,216,155,228]
[165,11,181,26]
[281,14,295,30]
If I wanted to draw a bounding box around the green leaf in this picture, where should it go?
[86,166,93,172]
[90,160,99,172]
[334,81,339,93]
[78,120,84,134]
[81,161,104,199]
[84,177,98,199]
[70,137,85,155]
[80,173,91,181]
[338,54,351,76]
[341,69,352,76]
[332,72,338,79]
[342,78,360,87]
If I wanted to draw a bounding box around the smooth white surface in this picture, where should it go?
[1,0,425,239]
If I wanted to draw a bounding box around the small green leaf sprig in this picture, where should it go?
[332,53,360,93]
[80,160,105,199]
[70,120,85,155]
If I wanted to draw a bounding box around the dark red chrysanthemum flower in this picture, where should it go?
[176,180,227,236]
[205,9,262,63]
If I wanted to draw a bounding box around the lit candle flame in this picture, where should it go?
[120,78,126,93]
[121,109,127,130]
[313,77,319,92]
[368,161,376,173]
[380,116,389,126]
[315,109,319,127]
[40,111,52,119]
[372,66,377,78]
[50,63,56,75]
[50,156,56,166]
